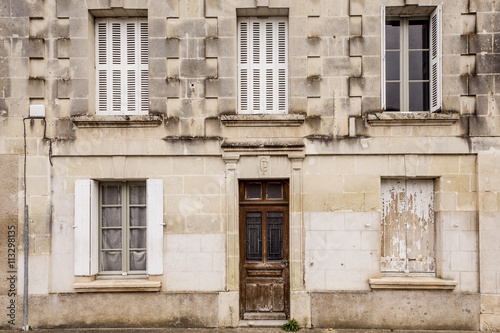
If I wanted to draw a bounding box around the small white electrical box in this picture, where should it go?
[29,105,45,118]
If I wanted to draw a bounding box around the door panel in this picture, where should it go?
[239,180,289,320]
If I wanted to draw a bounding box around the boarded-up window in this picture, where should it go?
[381,179,435,274]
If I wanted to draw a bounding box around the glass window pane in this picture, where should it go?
[130,251,146,271]
[409,20,429,49]
[267,183,283,199]
[246,212,262,261]
[130,207,146,226]
[102,207,122,227]
[267,212,283,261]
[130,229,147,249]
[385,20,400,50]
[409,50,429,80]
[102,251,122,271]
[102,229,122,249]
[386,82,400,111]
[386,51,400,81]
[409,82,430,111]
[245,183,262,199]
[129,184,146,205]
[102,185,121,205]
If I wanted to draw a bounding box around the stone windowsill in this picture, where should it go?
[71,115,163,128]
[221,114,305,127]
[73,279,161,292]
[366,112,460,126]
[369,276,457,290]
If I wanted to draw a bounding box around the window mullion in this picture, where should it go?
[402,19,409,112]
[123,183,129,274]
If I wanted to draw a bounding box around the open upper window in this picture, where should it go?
[238,17,288,114]
[381,6,441,112]
[380,179,435,275]
[95,18,148,115]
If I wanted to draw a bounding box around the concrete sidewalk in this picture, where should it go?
[0,328,483,333]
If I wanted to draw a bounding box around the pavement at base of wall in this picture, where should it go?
[0,328,484,333]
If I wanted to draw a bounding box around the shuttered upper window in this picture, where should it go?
[238,17,288,114]
[96,18,148,115]
[381,6,441,112]
[381,179,435,275]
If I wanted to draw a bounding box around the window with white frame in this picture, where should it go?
[95,18,148,115]
[380,179,435,275]
[381,6,441,112]
[74,179,163,276]
[238,17,288,114]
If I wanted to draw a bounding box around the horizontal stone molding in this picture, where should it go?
[73,279,161,292]
[221,114,305,127]
[369,277,457,290]
[366,112,460,126]
[71,115,163,128]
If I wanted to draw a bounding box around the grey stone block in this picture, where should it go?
[462,13,476,35]
[149,17,167,38]
[70,98,89,116]
[442,34,468,55]
[56,38,70,59]
[180,79,206,99]
[290,77,321,98]
[11,0,43,18]
[150,78,179,98]
[469,75,494,95]
[217,17,237,38]
[71,79,88,98]
[476,54,500,74]
[494,33,500,54]
[323,57,357,77]
[350,36,379,56]
[217,97,237,114]
[0,18,29,38]
[179,58,217,78]
[55,119,76,139]
[30,18,48,38]
[469,34,492,54]
[11,38,30,57]
[69,58,90,78]
[205,78,236,98]
[0,1,10,16]
[69,17,89,38]
[0,39,10,57]
[57,79,71,99]
[0,58,7,77]
[476,13,497,33]
[149,58,167,78]
[29,38,44,59]
[150,38,179,59]
[206,37,235,58]
[149,98,167,115]
[179,18,211,38]
[216,57,236,78]
[180,38,205,58]
[53,19,70,38]
[56,0,86,18]
[28,78,45,98]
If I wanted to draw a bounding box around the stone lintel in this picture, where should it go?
[369,277,457,290]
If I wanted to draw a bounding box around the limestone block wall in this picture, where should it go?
[303,155,479,293]
[50,156,226,294]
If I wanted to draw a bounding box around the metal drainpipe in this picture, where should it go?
[22,117,29,331]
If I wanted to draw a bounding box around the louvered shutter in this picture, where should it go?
[429,6,441,112]
[146,179,164,275]
[74,179,99,276]
[238,17,288,114]
[95,18,148,115]
[380,6,386,111]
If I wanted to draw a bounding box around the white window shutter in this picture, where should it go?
[277,20,288,113]
[74,180,90,276]
[380,5,386,111]
[238,19,249,114]
[429,6,442,112]
[96,18,148,115]
[252,20,262,113]
[147,179,164,275]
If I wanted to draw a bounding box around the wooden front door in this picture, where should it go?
[239,180,289,320]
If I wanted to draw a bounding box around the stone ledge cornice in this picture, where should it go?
[369,277,457,290]
[71,115,163,128]
[221,114,305,127]
[73,279,161,293]
[366,112,460,126]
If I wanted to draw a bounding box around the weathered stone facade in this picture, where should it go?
[0,0,499,330]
